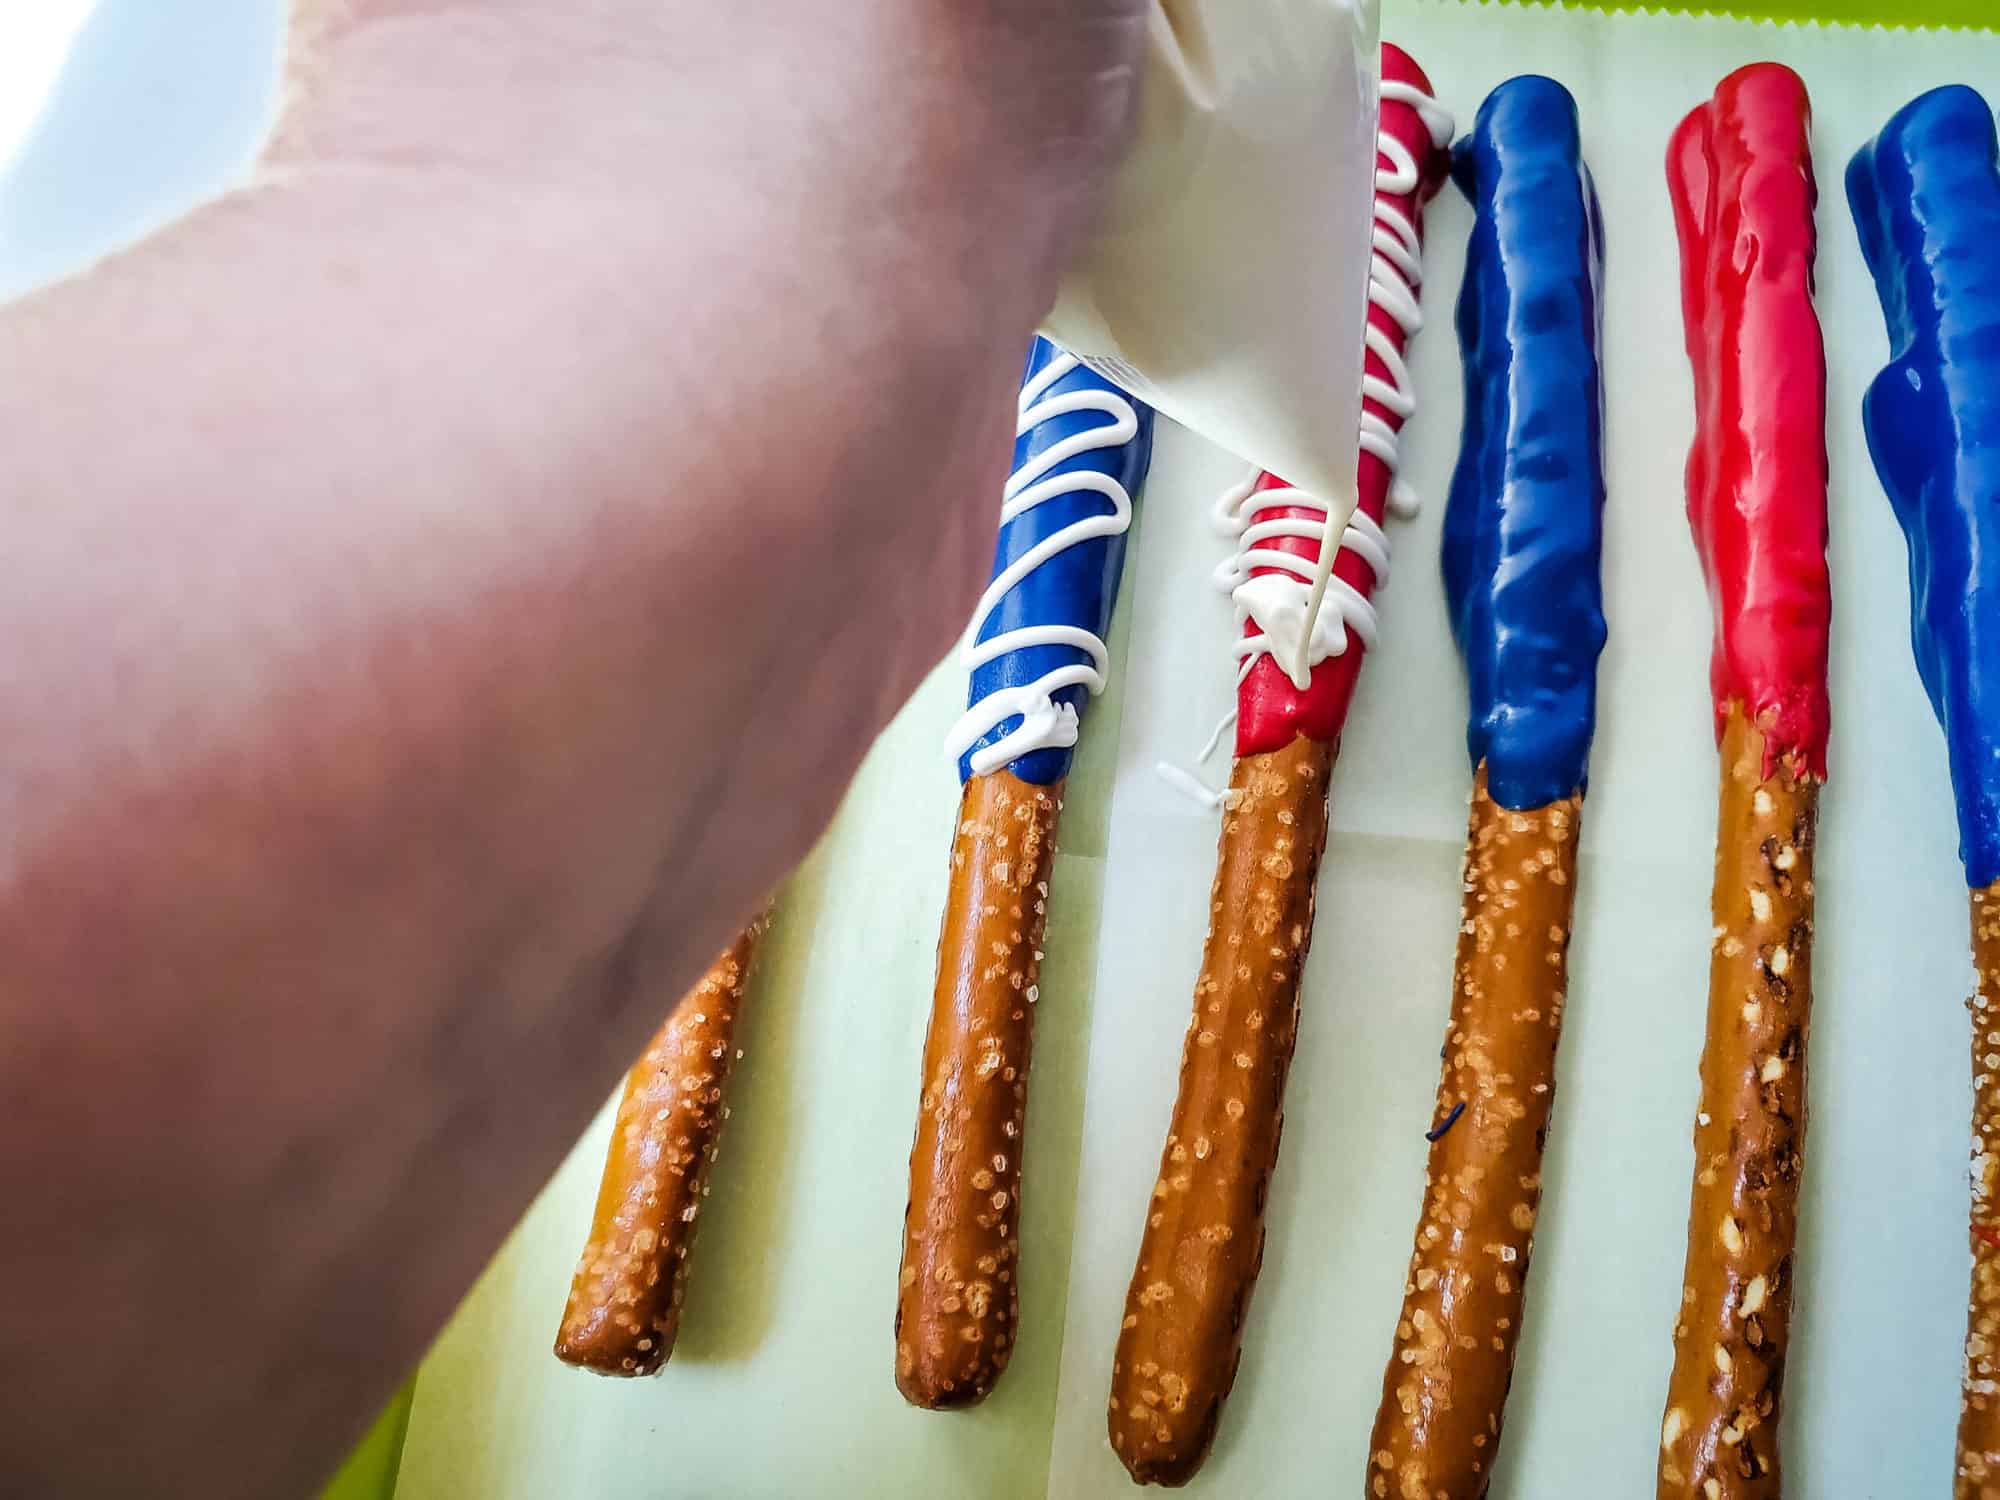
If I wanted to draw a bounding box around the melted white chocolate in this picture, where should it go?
[1158,72,1453,809]
[945,353,1140,778]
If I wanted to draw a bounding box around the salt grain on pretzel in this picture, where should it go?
[1659,64,1830,1499]
[555,916,769,1375]
[896,340,1153,1409]
[1366,73,1607,1500]
[1108,46,1452,1486]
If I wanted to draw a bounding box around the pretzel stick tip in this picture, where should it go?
[1962,885,2000,1498]
[896,768,1062,1410]
[1108,735,1334,1485]
[1658,711,1816,1499]
[554,917,766,1376]
[1364,768,1579,1500]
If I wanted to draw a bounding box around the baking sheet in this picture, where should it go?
[391,5,1997,1496]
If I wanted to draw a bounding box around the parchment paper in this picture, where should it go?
[1046,0,1379,507]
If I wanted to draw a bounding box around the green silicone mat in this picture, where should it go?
[1569,0,1988,27]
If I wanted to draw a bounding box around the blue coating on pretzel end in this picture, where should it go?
[1441,76,1609,813]
[1850,87,2000,885]
[961,339,1153,785]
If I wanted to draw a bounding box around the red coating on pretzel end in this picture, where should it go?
[1667,62,1832,780]
[1234,45,1452,758]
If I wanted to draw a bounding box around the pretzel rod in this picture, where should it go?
[1109,737,1332,1482]
[1969,885,2000,1496]
[1851,85,2000,1500]
[1368,776,1581,1500]
[1108,47,1452,1486]
[896,769,1061,1407]
[554,917,768,1375]
[1369,74,1607,1500]
[1659,713,1817,1497]
[897,340,1153,1408]
[1660,65,1830,1499]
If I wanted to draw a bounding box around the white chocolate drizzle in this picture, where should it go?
[945,352,1139,778]
[1213,473,1393,692]
[1157,73,1453,807]
[1367,79,1456,520]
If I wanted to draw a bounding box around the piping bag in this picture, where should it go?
[1043,0,1380,520]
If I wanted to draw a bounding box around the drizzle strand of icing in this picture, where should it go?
[946,341,1153,784]
[1214,47,1455,765]
[1220,72,1455,698]
[1213,472,1392,691]
[1366,76,1459,520]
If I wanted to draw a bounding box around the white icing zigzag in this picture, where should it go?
[1212,76,1455,694]
[944,352,1139,778]
[1367,79,1457,519]
[1157,74,1454,810]
[1212,474,1393,692]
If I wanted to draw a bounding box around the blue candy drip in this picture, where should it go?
[956,339,1154,785]
[1441,76,1609,813]
[1850,86,2000,886]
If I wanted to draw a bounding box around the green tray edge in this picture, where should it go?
[1488,0,1993,31]
[323,0,1990,1495]
[320,1381,413,1500]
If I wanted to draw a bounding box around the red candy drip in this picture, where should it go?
[1667,63,1832,779]
[1235,45,1453,757]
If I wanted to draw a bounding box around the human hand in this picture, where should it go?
[272,0,1155,742]
[282,0,1150,325]
[0,9,1156,1494]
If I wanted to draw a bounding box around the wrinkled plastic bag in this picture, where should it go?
[1043,0,1380,510]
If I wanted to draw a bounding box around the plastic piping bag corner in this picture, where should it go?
[1042,0,1380,519]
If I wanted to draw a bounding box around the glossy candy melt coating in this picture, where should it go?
[1442,76,1609,812]
[1668,63,1831,781]
[959,338,1154,786]
[1234,45,1453,756]
[1850,86,2000,886]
